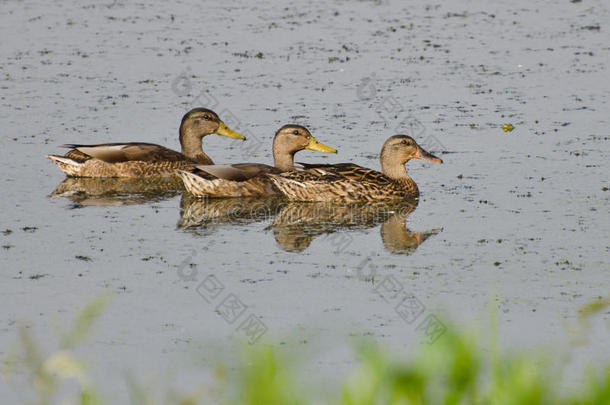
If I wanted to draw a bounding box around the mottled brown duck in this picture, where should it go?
[46,108,245,177]
[176,125,336,197]
[267,135,442,202]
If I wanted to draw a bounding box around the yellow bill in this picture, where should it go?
[215,121,246,140]
[306,136,337,153]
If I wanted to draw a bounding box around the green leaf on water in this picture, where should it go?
[579,297,610,319]
[60,294,111,349]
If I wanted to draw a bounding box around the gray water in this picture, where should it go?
[1,0,609,402]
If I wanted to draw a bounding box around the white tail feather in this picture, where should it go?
[47,155,84,177]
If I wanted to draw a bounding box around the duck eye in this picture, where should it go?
[203,115,212,121]
[293,130,299,135]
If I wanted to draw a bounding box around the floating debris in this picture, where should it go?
[502,124,515,132]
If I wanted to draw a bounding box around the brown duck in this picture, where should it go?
[267,135,442,202]
[46,108,245,177]
[176,124,337,197]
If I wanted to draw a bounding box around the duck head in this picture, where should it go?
[273,124,337,170]
[180,108,245,142]
[380,135,442,178]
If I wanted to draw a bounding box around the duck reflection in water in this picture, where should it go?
[49,176,184,207]
[178,195,440,255]
[178,193,284,228]
[270,199,440,254]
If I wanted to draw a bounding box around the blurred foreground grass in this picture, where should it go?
[3,296,609,405]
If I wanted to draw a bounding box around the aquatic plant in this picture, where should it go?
[3,296,609,405]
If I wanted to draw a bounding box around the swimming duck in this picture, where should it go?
[46,108,245,177]
[267,135,442,202]
[176,124,337,197]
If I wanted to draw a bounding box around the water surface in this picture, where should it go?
[1,0,608,401]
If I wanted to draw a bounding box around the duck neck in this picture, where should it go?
[273,139,296,171]
[381,157,418,194]
[381,156,410,181]
[180,127,213,164]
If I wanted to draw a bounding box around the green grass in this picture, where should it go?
[3,296,609,405]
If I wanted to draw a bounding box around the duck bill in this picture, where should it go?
[306,136,337,153]
[215,121,246,140]
[415,146,443,163]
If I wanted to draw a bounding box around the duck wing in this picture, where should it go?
[194,163,281,181]
[61,143,186,163]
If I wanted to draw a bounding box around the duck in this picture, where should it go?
[266,135,442,202]
[46,108,245,177]
[176,124,337,197]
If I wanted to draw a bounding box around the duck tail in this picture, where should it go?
[175,170,234,197]
[46,155,84,177]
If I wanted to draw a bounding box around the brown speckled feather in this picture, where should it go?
[268,168,417,202]
[47,153,198,177]
[268,135,442,202]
